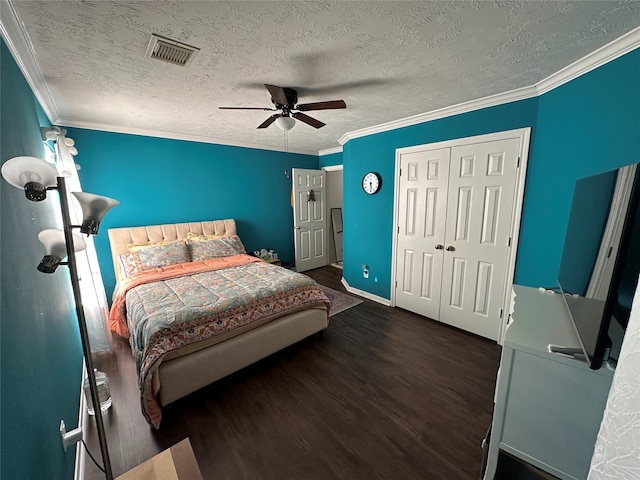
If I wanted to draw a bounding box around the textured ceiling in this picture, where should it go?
[6,0,640,153]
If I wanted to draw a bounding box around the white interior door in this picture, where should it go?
[292,168,327,272]
[440,138,520,339]
[395,148,451,319]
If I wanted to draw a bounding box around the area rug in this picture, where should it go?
[319,285,364,317]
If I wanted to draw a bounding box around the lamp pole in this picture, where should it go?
[57,176,113,480]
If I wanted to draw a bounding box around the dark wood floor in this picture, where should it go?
[84,266,509,480]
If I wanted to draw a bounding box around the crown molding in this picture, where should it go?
[535,25,640,95]
[340,26,640,146]
[0,0,60,122]
[319,146,343,156]
[0,0,314,157]
[60,119,319,156]
[338,85,538,145]
[3,0,638,157]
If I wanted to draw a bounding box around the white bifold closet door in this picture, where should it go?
[395,137,520,340]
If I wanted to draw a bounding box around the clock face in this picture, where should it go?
[362,172,381,195]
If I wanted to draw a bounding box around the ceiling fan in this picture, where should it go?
[219,84,346,129]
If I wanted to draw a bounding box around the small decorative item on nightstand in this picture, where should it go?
[254,248,281,265]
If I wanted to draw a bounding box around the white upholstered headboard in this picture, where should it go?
[107,219,237,281]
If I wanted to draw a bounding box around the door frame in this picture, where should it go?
[390,127,531,344]
[291,165,342,272]
[323,164,344,266]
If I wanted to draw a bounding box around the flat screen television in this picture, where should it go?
[557,162,640,370]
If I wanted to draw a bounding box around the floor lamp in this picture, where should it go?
[1,156,119,480]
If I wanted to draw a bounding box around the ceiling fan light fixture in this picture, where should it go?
[275,116,295,131]
[220,85,344,130]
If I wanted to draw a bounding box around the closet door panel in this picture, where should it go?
[395,148,450,319]
[439,138,520,340]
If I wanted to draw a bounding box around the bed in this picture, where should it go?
[107,219,330,428]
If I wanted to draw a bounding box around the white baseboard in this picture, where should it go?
[341,277,391,306]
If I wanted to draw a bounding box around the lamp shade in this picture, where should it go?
[72,192,120,235]
[37,229,86,273]
[43,126,62,140]
[275,116,295,131]
[1,156,58,201]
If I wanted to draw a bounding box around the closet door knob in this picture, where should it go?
[445,245,455,252]
[435,244,444,250]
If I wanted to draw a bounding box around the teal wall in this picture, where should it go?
[1,40,81,480]
[319,151,343,168]
[70,46,640,304]
[64,128,319,297]
[518,48,640,288]
[341,99,538,298]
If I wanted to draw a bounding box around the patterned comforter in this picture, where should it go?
[109,254,329,427]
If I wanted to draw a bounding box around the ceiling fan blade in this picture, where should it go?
[296,100,346,111]
[264,84,289,106]
[219,106,276,111]
[292,112,325,129]
[257,114,280,129]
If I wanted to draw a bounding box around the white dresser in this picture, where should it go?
[483,285,614,480]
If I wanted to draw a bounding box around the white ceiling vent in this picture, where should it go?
[145,34,199,67]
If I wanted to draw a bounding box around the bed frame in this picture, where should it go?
[108,219,329,407]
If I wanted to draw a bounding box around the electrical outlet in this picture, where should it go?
[362,264,370,278]
[59,420,82,451]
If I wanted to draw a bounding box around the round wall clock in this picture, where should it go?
[362,172,382,195]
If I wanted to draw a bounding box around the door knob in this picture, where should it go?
[295,226,301,230]
[446,245,455,252]
[435,244,444,250]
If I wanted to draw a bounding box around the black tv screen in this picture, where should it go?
[557,163,640,370]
